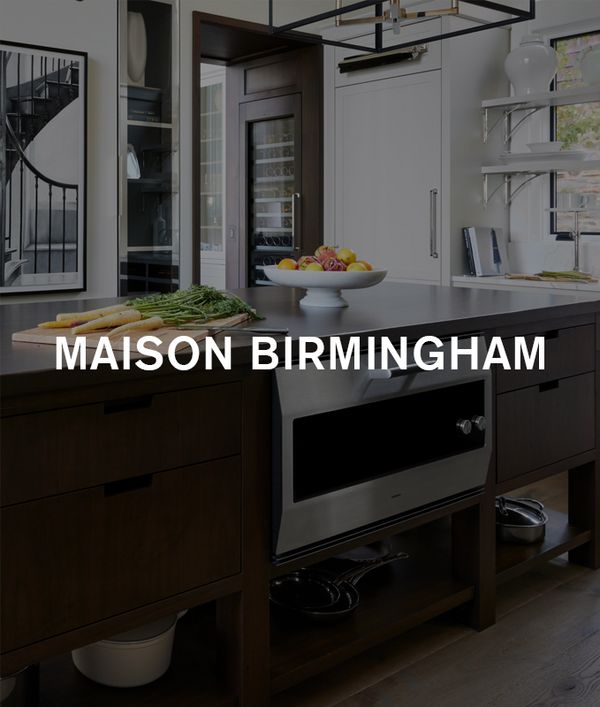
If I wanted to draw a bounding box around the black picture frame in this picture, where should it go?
[0,40,87,294]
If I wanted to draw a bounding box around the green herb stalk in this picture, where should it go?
[127,286,260,326]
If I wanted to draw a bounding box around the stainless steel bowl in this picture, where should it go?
[496,497,548,545]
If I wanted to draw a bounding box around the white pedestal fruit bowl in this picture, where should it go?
[263,266,387,308]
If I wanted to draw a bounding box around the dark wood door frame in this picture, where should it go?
[192,12,323,285]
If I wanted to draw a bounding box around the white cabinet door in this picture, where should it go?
[335,71,442,283]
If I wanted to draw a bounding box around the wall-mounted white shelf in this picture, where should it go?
[483,159,600,175]
[482,160,600,206]
[482,86,600,111]
[482,86,600,144]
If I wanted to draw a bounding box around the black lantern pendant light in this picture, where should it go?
[268,0,536,54]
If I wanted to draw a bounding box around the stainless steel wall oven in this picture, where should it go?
[272,336,492,562]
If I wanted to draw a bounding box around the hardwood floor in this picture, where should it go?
[276,474,600,707]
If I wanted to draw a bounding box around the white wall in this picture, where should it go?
[508,0,600,275]
[2,0,119,303]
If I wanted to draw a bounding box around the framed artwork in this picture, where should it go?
[0,41,87,294]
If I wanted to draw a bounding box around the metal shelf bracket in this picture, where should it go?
[483,172,545,207]
[482,105,545,144]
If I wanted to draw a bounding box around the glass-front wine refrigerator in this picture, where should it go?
[243,96,302,287]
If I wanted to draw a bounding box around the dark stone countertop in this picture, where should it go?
[2,282,600,399]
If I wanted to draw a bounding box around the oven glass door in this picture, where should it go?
[293,380,485,501]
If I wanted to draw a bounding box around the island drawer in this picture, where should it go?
[1,382,241,506]
[496,324,595,394]
[496,372,595,484]
[1,456,241,653]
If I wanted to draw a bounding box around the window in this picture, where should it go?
[551,31,600,235]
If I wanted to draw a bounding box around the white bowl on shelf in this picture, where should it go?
[263,265,387,308]
[527,141,563,153]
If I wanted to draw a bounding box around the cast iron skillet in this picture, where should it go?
[269,570,342,612]
[270,554,396,611]
[270,552,409,621]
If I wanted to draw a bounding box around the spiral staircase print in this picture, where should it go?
[0,50,80,287]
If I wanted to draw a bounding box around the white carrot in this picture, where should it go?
[107,316,164,338]
[56,304,129,322]
[72,310,142,335]
[39,318,85,329]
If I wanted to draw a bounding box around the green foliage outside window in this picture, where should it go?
[552,32,600,233]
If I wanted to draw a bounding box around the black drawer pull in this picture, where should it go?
[104,474,153,497]
[104,395,153,415]
[539,380,560,392]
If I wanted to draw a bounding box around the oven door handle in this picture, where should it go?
[368,364,421,379]
[355,363,422,399]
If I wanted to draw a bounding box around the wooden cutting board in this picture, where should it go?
[12,313,250,355]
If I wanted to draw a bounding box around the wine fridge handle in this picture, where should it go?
[292,193,301,254]
[430,188,439,259]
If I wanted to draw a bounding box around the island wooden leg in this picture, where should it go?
[216,589,270,706]
[216,593,242,694]
[237,372,272,704]
[452,493,496,631]
[568,461,600,569]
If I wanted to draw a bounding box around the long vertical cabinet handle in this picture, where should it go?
[429,188,439,259]
[292,192,301,254]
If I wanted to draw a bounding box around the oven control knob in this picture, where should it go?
[456,419,473,436]
[472,415,487,432]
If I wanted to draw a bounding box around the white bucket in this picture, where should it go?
[72,613,185,688]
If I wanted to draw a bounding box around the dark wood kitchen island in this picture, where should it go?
[2,283,600,706]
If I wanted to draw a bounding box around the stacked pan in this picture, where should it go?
[270,552,409,622]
